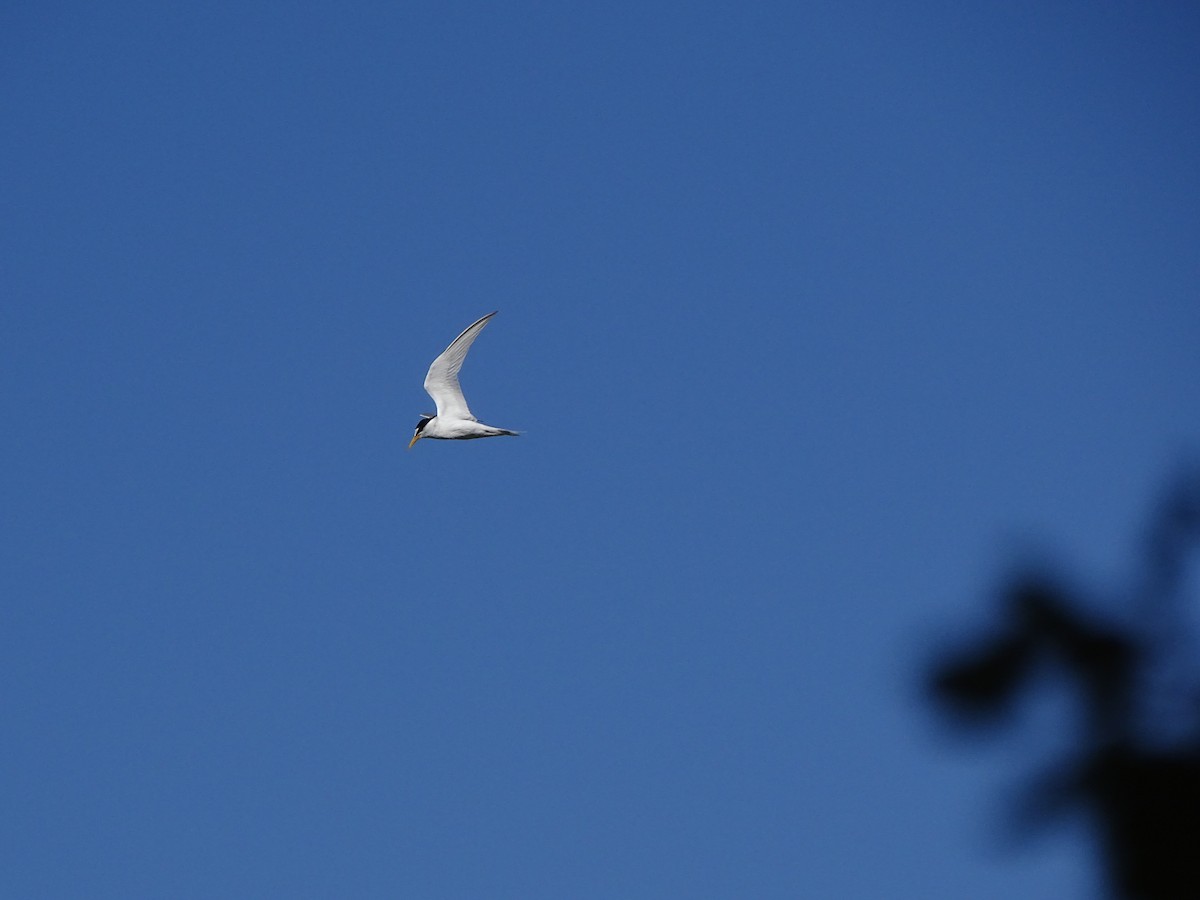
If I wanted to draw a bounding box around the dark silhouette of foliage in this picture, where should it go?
[929,468,1200,900]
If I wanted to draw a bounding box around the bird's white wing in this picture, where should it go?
[423,311,497,420]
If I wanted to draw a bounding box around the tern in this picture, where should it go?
[408,311,519,449]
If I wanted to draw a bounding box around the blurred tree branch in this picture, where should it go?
[928,466,1200,900]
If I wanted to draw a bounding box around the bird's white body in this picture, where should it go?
[417,417,516,441]
[409,311,518,447]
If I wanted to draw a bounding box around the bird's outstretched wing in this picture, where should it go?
[423,311,497,420]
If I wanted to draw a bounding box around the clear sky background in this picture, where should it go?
[3,2,1198,897]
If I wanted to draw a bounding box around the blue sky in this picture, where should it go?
[3,2,1198,897]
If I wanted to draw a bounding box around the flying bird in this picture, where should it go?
[409,311,519,449]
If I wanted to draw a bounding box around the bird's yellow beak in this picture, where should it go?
[408,433,421,449]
